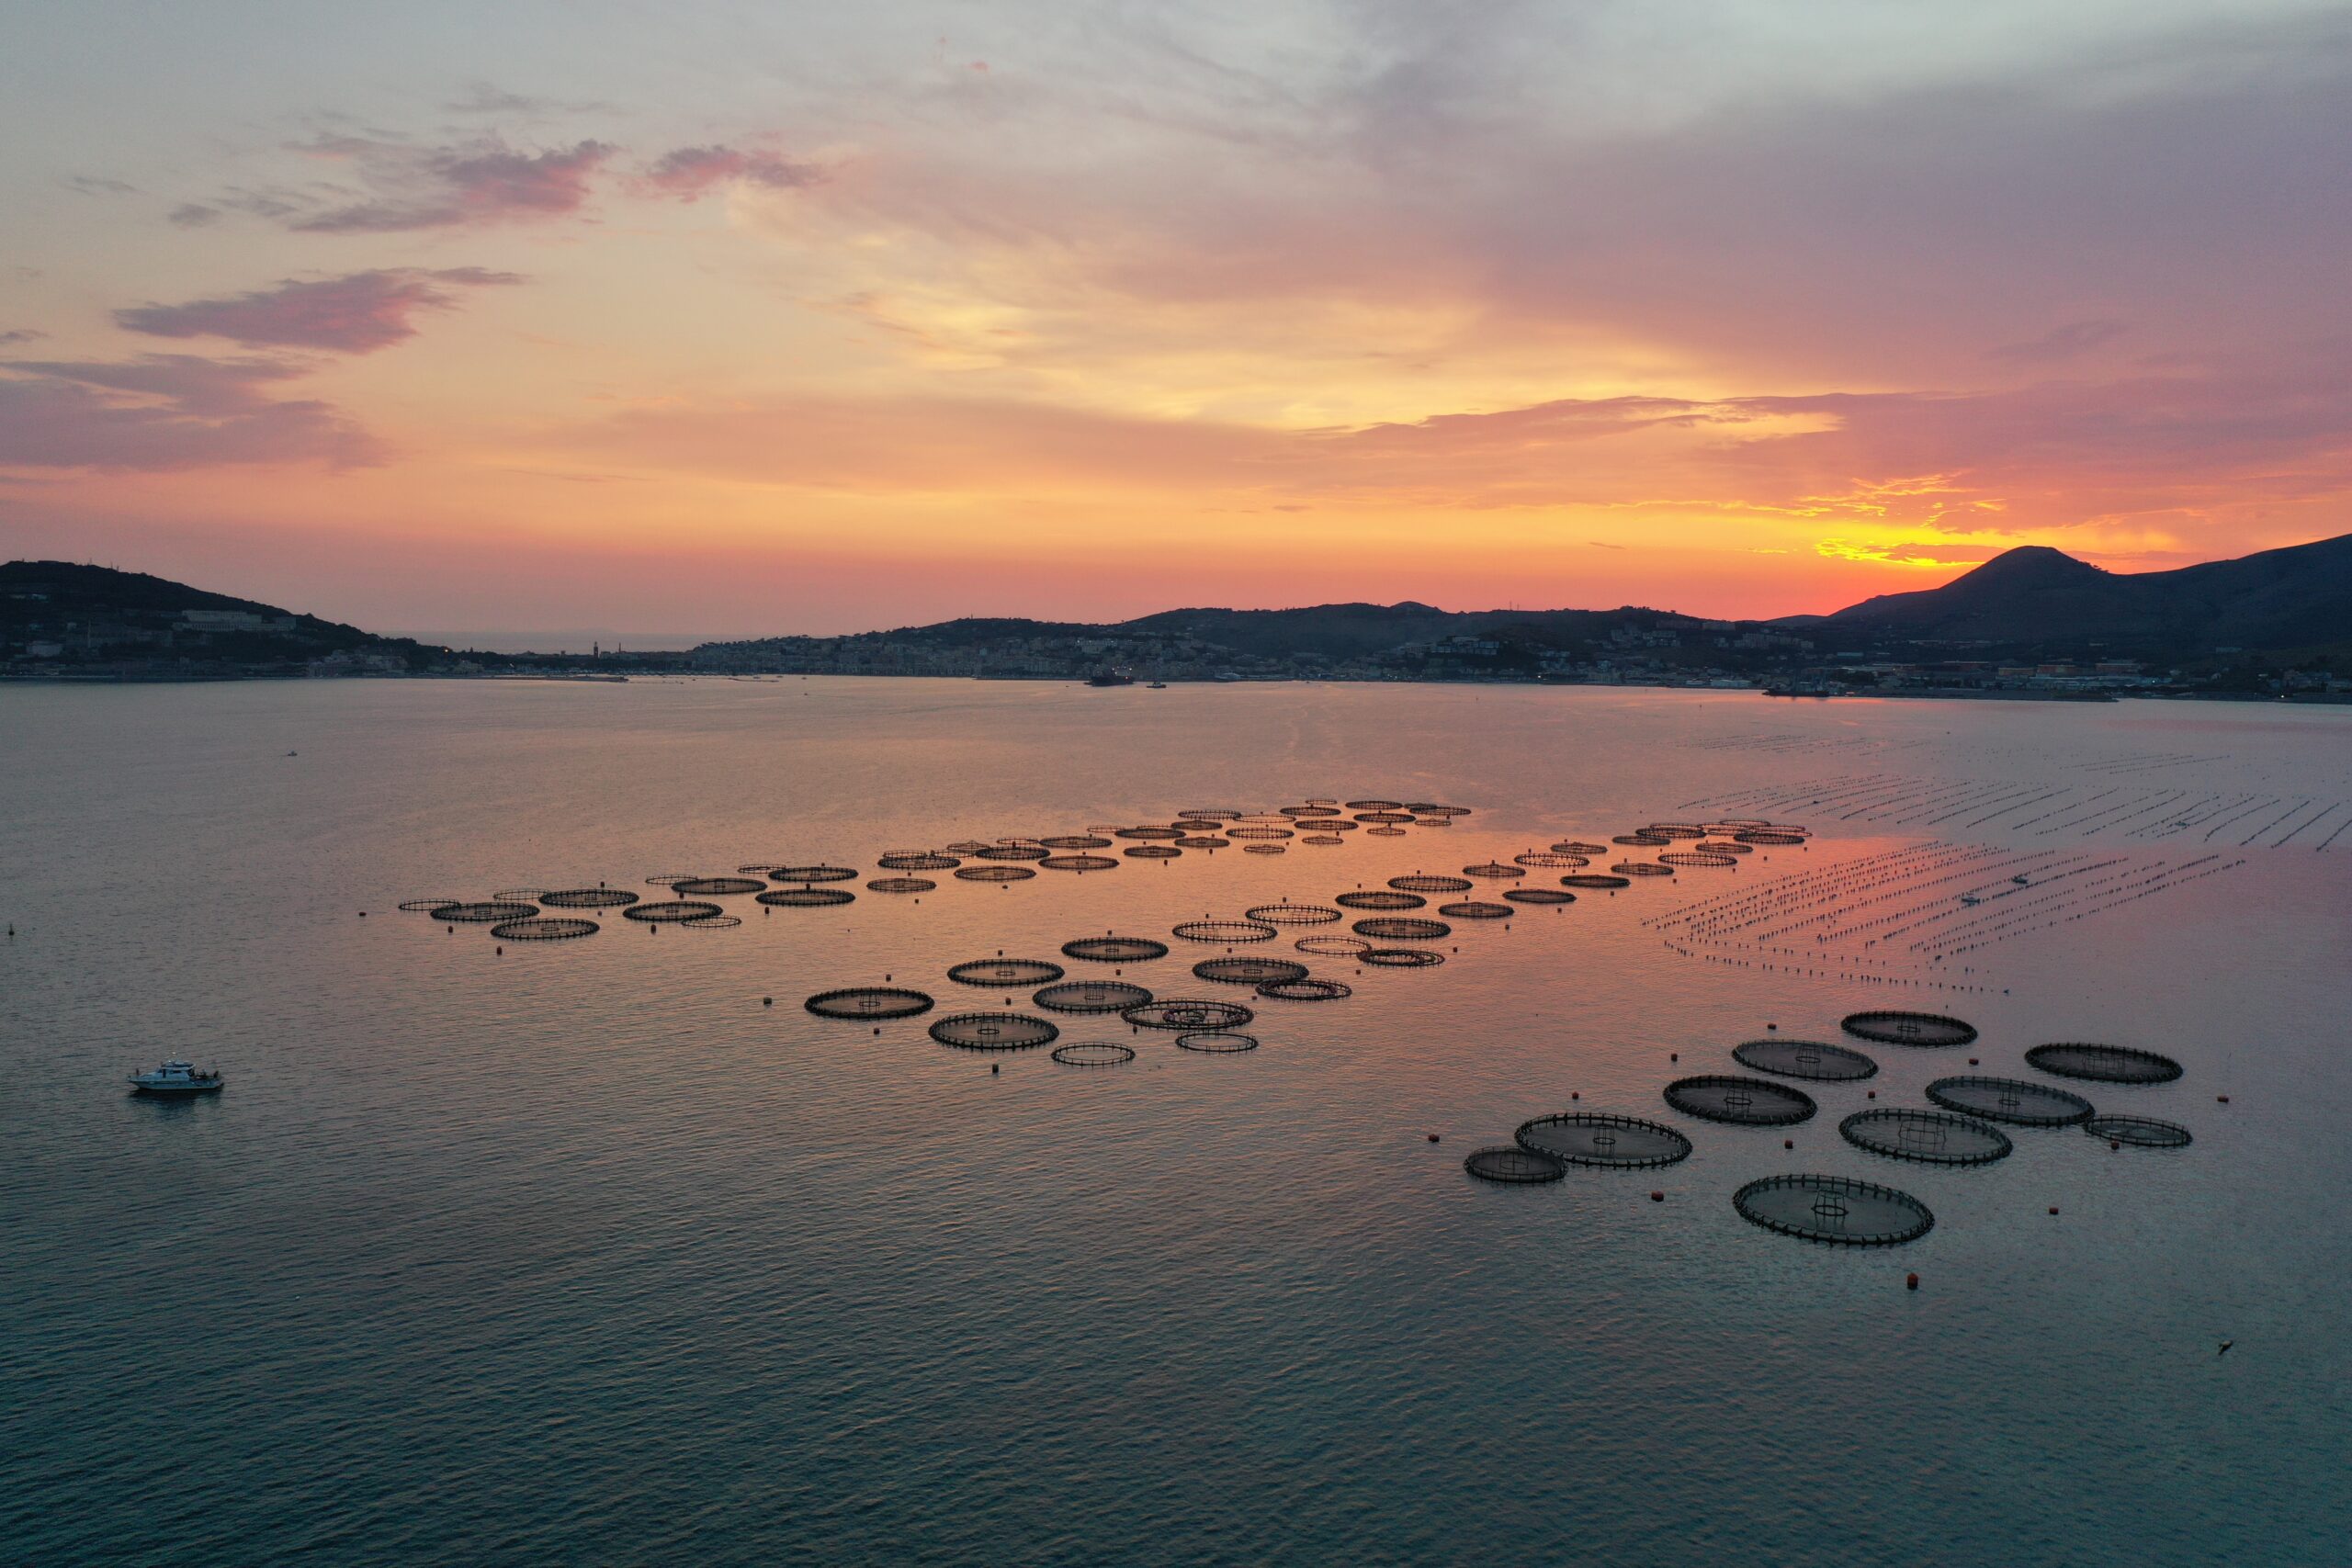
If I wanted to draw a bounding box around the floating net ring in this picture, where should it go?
[1842,1010,1978,1048]
[1645,824,1709,840]
[1695,840,1753,854]
[1712,818,1776,830]
[1515,1112,1693,1168]
[437,901,539,923]
[1553,841,1611,856]
[624,900,725,923]
[399,898,462,913]
[1122,998,1254,1032]
[1300,835,1344,846]
[1243,844,1286,855]
[1346,799,1404,810]
[997,836,1047,848]
[1180,808,1243,820]
[948,958,1065,987]
[772,865,857,884]
[647,874,695,887]
[681,914,742,929]
[1366,826,1407,837]
[1258,977,1351,1001]
[1355,811,1416,824]
[1039,836,1112,851]
[1360,947,1444,967]
[1042,854,1121,872]
[1051,1042,1136,1066]
[492,887,549,902]
[1611,863,1677,877]
[1562,874,1631,890]
[1927,1076,2094,1127]
[1736,830,1807,846]
[1504,888,1577,906]
[1514,852,1588,868]
[955,865,1035,882]
[1247,903,1341,926]
[1193,957,1308,986]
[1296,935,1372,957]
[1338,891,1425,910]
[1279,804,1341,817]
[1177,1031,1260,1054]
[1461,863,1524,880]
[758,886,854,907]
[1351,917,1450,941]
[489,917,598,941]
[1125,845,1184,859]
[973,844,1049,861]
[865,876,935,894]
[1408,804,1472,818]
[672,876,765,897]
[736,863,785,874]
[1309,817,1361,830]
[538,888,641,909]
[2084,1114,2192,1148]
[1062,936,1170,963]
[1612,833,1670,848]
[1660,852,1737,869]
[1734,1175,1933,1247]
[877,852,959,871]
[1438,901,1514,919]
[1174,836,1231,850]
[1415,817,1453,827]
[1733,1038,1878,1082]
[2025,1043,2184,1085]
[944,840,992,854]
[1226,826,1295,840]
[1663,1075,1818,1126]
[1391,874,1472,894]
[1084,824,1128,834]
[1464,1146,1566,1183]
[1171,919,1278,944]
[1114,827,1184,841]
[929,1011,1059,1050]
[1839,1109,2013,1167]
[805,987,934,1021]
[1033,979,1154,1014]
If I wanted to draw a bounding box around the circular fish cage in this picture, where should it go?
[1171,919,1278,943]
[758,886,854,907]
[489,917,598,941]
[1033,979,1154,1014]
[1181,808,1243,820]
[1258,977,1351,1001]
[1041,854,1121,872]
[1114,827,1184,841]
[1734,1175,1932,1246]
[1611,863,1677,878]
[1645,824,1709,840]
[1462,863,1524,879]
[1351,917,1450,941]
[1736,830,1807,846]
[1562,874,1631,889]
[1842,1010,1979,1048]
[624,900,726,923]
[1346,799,1403,810]
[1553,841,1611,856]
[1242,845,1286,856]
[973,844,1050,861]
[1279,805,1340,818]
[1663,1075,1817,1126]
[436,901,538,923]
[672,876,765,897]
[1697,840,1753,855]
[1193,956,1308,986]
[955,865,1035,882]
[1839,1109,2013,1166]
[492,888,549,902]
[1464,1146,1566,1184]
[805,987,935,1021]
[647,874,694,887]
[1515,1112,1693,1168]
[997,837,1046,849]
[1356,811,1415,824]
[929,1011,1060,1050]
[1310,818,1360,831]
[2025,1043,2184,1085]
[944,840,992,854]
[1660,852,1737,869]
[1302,836,1345,846]
[1123,998,1255,1032]
[1613,833,1670,848]
[1515,852,1588,868]
[1410,804,1471,818]
[399,898,461,913]
[1391,874,1473,893]
[1296,935,1372,957]
[1366,827,1408,838]
[1337,891,1425,910]
[681,914,742,929]
[877,852,959,871]
[1733,1038,1879,1082]
[1927,1076,2095,1127]
[1051,1041,1136,1067]
[1227,826,1295,840]
[865,876,935,894]
[1125,845,1183,860]
[1360,947,1444,967]
[2084,1114,2193,1148]
[1176,1031,1259,1054]
[1062,936,1170,963]
[1039,835,1113,851]
[771,865,857,884]
[1504,888,1577,906]
[1247,902,1342,926]
[538,888,641,909]
[1175,836,1231,850]
[1438,901,1514,919]
[949,958,1066,987]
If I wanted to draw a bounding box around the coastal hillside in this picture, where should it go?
[1,560,431,671]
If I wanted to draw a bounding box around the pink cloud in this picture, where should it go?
[0,354,382,471]
[635,144,822,201]
[115,268,522,355]
[290,137,614,232]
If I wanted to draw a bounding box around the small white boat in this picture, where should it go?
[128,1059,224,1095]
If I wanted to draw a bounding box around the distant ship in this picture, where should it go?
[1147,681,1167,689]
[1085,671,1135,687]
[128,1059,224,1095]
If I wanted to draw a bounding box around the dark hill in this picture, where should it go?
[2,560,429,667]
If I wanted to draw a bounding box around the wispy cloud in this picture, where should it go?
[633,144,823,201]
[289,135,615,232]
[115,268,522,354]
[1986,319,2129,365]
[0,355,383,471]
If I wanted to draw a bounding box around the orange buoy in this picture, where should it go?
[1650,1190,1665,1202]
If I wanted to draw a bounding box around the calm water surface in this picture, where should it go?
[3,679,2347,1565]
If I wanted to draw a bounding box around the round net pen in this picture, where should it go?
[435,901,538,923]
[1351,917,1450,941]
[1171,919,1278,944]
[1346,799,1403,810]
[1660,852,1737,869]
[1062,936,1170,963]
[1175,836,1231,850]
[759,887,854,907]
[1645,823,1709,840]
[865,876,935,894]
[929,1011,1060,1050]
[1733,1039,1878,1081]
[1338,891,1425,910]
[1464,1146,1566,1184]
[806,987,935,1020]
[1355,811,1414,823]
[672,876,765,897]
[1125,845,1183,859]
[1842,1010,1978,1048]
[1839,1109,2013,1167]
[1051,1042,1136,1066]
[1176,1031,1259,1054]
[944,840,992,854]
[878,852,960,871]
[1180,808,1243,821]
[2084,1114,2193,1148]
[1242,845,1286,855]
[624,900,725,923]
[1504,889,1577,906]
[1611,863,1677,878]
[399,898,461,913]
[538,888,640,909]
[1462,862,1523,879]
[973,844,1050,861]
[1258,977,1351,1001]
[1553,841,1611,856]
[1697,840,1753,855]
[1563,874,1631,889]
[771,865,858,884]
[1247,903,1341,926]
[955,865,1035,882]
[646,874,694,886]
[1439,901,1514,919]
[1663,1075,1817,1126]
[1365,827,1407,838]
[681,914,742,929]
[1033,979,1153,1014]
[1515,852,1588,868]
[492,888,549,902]
[1736,830,1807,846]
[2025,1043,2184,1085]
[489,917,598,941]
[1613,833,1670,848]
[1734,1174,1933,1246]
[1391,874,1472,893]
[1360,947,1444,967]
[1042,854,1121,872]
[1515,1112,1692,1168]
[1227,826,1294,840]
[948,958,1066,987]
[1297,935,1372,957]
[1114,827,1184,841]
[1123,998,1255,1032]
[1193,956,1308,986]
[1927,1075,2094,1127]
[1039,835,1112,850]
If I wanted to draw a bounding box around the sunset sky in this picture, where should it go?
[3,2,2348,641]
